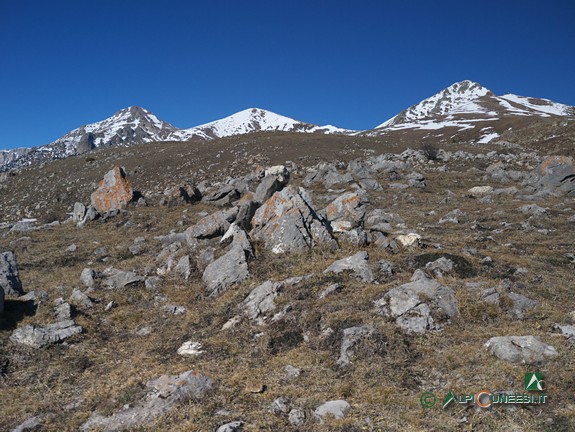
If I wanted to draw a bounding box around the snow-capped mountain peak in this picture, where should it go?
[51,106,177,154]
[168,107,353,141]
[377,80,493,128]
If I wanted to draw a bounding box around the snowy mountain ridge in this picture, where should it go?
[1,80,574,171]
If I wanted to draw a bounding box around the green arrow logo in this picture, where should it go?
[443,391,455,409]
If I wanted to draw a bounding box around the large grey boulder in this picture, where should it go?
[524,155,575,196]
[11,415,41,432]
[250,186,337,254]
[323,251,374,283]
[374,270,458,333]
[314,400,351,423]
[337,325,375,366]
[10,320,82,348]
[202,228,253,297]
[484,336,558,363]
[80,370,213,432]
[185,207,238,242]
[1,251,24,296]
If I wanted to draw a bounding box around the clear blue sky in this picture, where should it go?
[1,0,574,150]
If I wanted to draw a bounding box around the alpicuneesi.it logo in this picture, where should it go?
[420,372,548,409]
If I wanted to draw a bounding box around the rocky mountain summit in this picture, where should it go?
[1,120,574,430]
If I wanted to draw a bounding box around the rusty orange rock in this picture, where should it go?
[90,166,133,213]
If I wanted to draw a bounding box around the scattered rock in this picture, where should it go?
[80,370,213,432]
[69,288,94,309]
[103,268,143,289]
[378,259,394,276]
[439,209,466,224]
[484,336,558,363]
[174,255,192,280]
[11,415,41,432]
[104,301,116,312]
[73,202,87,222]
[90,166,133,213]
[54,298,73,320]
[1,251,24,296]
[314,400,351,422]
[177,341,204,356]
[216,421,244,432]
[66,243,77,252]
[323,251,374,282]
[425,257,454,277]
[553,324,575,344]
[285,365,302,379]
[468,186,493,197]
[318,283,342,299]
[288,409,306,426]
[395,233,422,247]
[10,320,82,348]
[518,204,548,217]
[337,325,375,366]
[374,270,458,333]
[202,184,240,206]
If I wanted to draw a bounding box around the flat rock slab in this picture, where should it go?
[103,268,144,289]
[10,320,82,348]
[484,336,558,364]
[323,251,374,282]
[81,370,213,432]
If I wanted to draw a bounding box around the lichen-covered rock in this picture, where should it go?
[250,186,337,254]
[1,251,23,296]
[324,190,368,230]
[90,166,133,213]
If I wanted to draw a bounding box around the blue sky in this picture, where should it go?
[1,0,574,150]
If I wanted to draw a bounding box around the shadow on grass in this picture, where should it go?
[0,299,37,331]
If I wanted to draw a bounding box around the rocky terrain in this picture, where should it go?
[1,84,575,431]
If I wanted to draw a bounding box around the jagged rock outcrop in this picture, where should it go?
[250,186,337,254]
[90,166,133,213]
[323,251,374,282]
